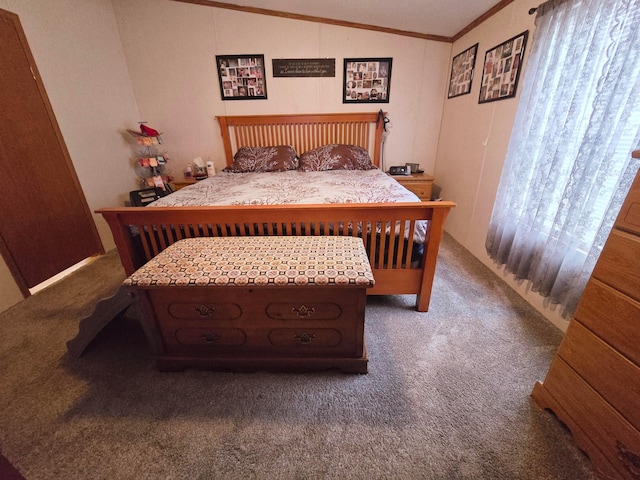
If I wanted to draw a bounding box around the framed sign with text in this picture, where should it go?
[272,58,335,77]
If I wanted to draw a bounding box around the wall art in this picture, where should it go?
[216,54,267,100]
[447,43,478,99]
[478,31,528,104]
[343,57,392,103]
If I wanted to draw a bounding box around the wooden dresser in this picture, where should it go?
[391,172,434,201]
[531,151,640,480]
[125,236,375,374]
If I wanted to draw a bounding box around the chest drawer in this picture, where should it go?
[167,302,242,320]
[148,289,244,322]
[266,302,342,320]
[592,230,640,302]
[268,327,361,356]
[162,327,248,356]
[269,328,342,348]
[174,328,247,347]
[558,321,640,430]
[574,279,640,366]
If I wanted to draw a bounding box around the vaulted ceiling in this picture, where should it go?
[178,0,514,41]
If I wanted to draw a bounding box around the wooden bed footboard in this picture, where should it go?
[97,201,455,312]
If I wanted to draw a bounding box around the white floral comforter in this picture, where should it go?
[151,169,427,242]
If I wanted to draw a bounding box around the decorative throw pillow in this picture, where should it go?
[298,144,377,172]
[223,145,298,173]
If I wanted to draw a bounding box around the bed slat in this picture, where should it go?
[133,214,426,271]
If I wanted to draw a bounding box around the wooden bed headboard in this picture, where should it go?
[216,112,385,167]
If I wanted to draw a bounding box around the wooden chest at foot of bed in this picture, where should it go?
[124,236,375,373]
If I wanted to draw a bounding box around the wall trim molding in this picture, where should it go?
[452,0,515,42]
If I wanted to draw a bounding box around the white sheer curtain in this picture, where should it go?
[485,0,640,317]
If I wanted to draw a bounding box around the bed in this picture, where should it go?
[97,112,455,312]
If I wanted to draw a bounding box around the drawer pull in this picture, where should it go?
[292,305,315,318]
[616,441,640,476]
[295,332,316,344]
[194,304,216,317]
[201,331,221,343]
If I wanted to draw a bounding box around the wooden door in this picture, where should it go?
[0,8,103,295]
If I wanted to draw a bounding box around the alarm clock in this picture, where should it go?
[389,165,411,175]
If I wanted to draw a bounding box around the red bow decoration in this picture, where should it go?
[140,124,159,137]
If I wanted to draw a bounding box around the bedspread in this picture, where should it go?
[154,169,417,206]
[151,169,427,243]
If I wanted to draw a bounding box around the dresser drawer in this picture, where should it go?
[615,173,640,235]
[574,279,640,366]
[392,174,434,201]
[406,183,432,200]
[558,321,640,430]
[620,202,640,235]
[593,230,640,302]
[542,357,640,480]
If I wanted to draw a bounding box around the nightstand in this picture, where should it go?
[391,172,434,201]
[172,179,197,191]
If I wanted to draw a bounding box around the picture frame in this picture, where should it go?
[447,43,478,99]
[478,31,528,104]
[216,54,267,100]
[343,57,392,103]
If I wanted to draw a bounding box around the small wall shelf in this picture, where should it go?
[126,126,173,191]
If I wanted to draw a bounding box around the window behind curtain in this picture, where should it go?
[485,0,640,318]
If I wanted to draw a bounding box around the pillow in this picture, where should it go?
[223,145,298,173]
[298,144,377,172]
